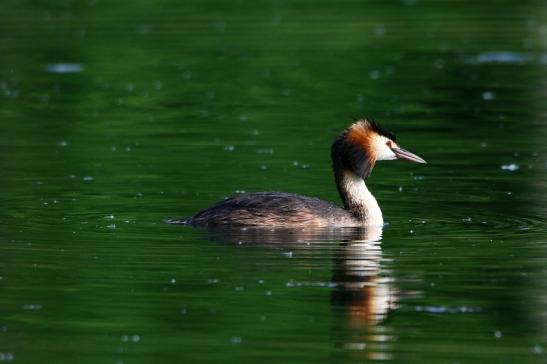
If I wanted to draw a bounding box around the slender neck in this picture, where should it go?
[334,168,384,226]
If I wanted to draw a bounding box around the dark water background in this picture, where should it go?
[1,1,547,363]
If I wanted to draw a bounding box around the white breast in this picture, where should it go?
[342,171,384,226]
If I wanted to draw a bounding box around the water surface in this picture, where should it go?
[1,1,547,363]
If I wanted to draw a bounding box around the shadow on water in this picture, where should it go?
[194,224,397,360]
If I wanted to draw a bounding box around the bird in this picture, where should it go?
[173,118,426,228]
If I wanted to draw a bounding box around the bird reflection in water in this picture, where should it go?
[198,225,396,360]
[331,225,396,361]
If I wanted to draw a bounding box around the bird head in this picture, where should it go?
[332,118,426,179]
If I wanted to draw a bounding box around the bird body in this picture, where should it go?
[176,119,425,228]
[187,191,367,227]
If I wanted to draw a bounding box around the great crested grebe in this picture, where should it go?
[175,118,426,228]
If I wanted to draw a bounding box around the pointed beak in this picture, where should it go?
[391,147,427,164]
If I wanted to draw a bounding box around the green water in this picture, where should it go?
[2,1,547,363]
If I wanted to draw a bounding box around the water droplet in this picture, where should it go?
[22,304,42,310]
[475,52,529,64]
[0,352,14,362]
[230,336,242,344]
[434,59,445,69]
[213,22,226,33]
[45,63,83,74]
[482,91,495,101]
[374,25,386,37]
[256,148,274,154]
[501,164,519,171]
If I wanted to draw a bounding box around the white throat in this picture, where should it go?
[341,171,384,226]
